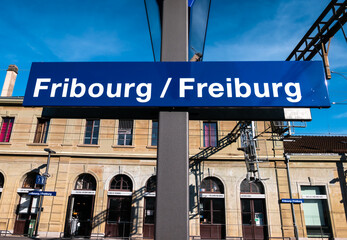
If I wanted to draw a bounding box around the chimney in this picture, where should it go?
[1,64,18,97]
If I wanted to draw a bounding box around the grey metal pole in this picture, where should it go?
[34,148,55,236]
[285,153,299,240]
[156,112,189,240]
[160,0,188,62]
[156,0,189,239]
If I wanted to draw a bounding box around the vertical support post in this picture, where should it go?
[156,112,189,240]
[35,148,55,236]
[156,0,189,239]
[160,0,188,62]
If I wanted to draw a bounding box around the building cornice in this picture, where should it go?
[0,97,24,105]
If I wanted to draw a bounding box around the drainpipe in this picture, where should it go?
[284,153,299,240]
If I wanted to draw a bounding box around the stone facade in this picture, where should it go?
[0,98,346,239]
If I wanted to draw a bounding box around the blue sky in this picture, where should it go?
[0,0,346,135]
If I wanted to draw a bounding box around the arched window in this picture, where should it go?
[199,177,226,239]
[200,177,224,193]
[75,174,96,190]
[110,174,132,191]
[240,179,264,194]
[146,176,156,192]
[0,172,4,188]
[22,172,42,189]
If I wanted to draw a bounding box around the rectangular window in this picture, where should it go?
[203,122,217,147]
[0,117,14,142]
[34,118,50,143]
[84,119,100,145]
[18,194,31,214]
[30,196,39,214]
[118,120,133,146]
[301,186,332,238]
[151,120,158,146]
[18,194,39,215]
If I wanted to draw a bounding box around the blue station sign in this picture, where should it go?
[29,191,57,196]
[23,61,330,108]
[281,199,304,204]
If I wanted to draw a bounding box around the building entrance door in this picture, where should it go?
[241,199,267,240]
[200,198,226,239]
[143,176,156,239]
[199,177,226,239]
[240,179,268,240]
[14,172,41,235]
[13,194,39,235]
[105,196,131,237]
[105,174,133,237]
[64,173,96,237]
[143,197,155,238]
[69,195,94,237]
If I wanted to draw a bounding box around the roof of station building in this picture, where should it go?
[284,135,347,154]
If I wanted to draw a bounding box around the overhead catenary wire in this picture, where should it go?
[331,71,347,80]
[3,126,344,143]
[1,121,247,141]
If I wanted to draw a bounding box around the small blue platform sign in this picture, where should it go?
[35,175,46,185]
[23,61,330,108]
[281,199,304,203]
[29,191,57,196]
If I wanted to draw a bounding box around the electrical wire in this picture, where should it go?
[331,71,347,80]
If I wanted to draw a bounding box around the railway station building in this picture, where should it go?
[0,67,346,239]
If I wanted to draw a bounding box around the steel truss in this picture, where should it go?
[286,0,347,78]
[190,0,347,181]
